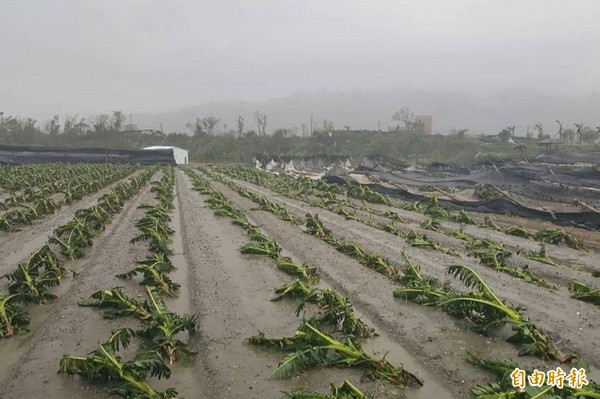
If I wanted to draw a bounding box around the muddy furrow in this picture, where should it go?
[0,170,142,273]
[176,169,383,398]
[0,175,156,399]
[208,177,600,372]
[153,171,209,398]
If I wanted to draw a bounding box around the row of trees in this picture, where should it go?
[1,109,598,164]
[186,111,268,137]
[494,121,600,145]
[183,106,426,139]
[0,111,137,143]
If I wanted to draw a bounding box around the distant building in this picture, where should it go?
[143,146,189,165]
[415,115,433,135]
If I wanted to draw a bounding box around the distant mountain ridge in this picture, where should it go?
[132,88,600,136]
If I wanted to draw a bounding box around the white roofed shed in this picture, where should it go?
[142,146,189,165]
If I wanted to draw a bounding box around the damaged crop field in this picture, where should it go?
[1,162,600,399]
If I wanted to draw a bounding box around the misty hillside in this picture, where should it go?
[132,88,600,136]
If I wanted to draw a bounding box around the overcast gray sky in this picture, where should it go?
[1,0,599,118]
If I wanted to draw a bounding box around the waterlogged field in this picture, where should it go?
[1,163,599,399]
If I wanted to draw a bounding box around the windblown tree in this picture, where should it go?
[187,118,205,137]
[300,123,308,137]
[497,126,515,142]
[201,114,220,135]
[45,115,61,136]
[575,123,584,144]
[391,106,416,133]
[187,114,220,137]
[534,123,545,139]
[322,119,334,134]
[581,126,599,145]
[63,115,88,137]
[237,115,244,137]
[555,120,563,140]
[111,111,126,133]
[254,111,267,136]
[93,114,111,137]
[562,127,576,144]
[451,128,468,138]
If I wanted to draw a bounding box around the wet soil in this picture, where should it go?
[2,167,598,399]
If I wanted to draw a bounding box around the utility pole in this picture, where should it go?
[310,113,313,136]
[160,123,164,134]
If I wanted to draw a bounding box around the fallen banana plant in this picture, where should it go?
[79,287,152,320]
[49,227,89,260]
[4,264,58,304]
[449,210,476,225]
[395,256,570,361]
[273,280,374,339]
[3,245,67,303]
[276,257,319,283]
[421,217,442,232]
[406,230,457,256]
[116,254,180,297]
[59,328,177,399]
[135,289,197,364]
[383,221,405,237]
[466,238,504,251]
[273,279,316,301]
[240,237,281,259]
[424,194,450,219]
[393,254,449,305]
[524,245,561,267]
[306,213,335,241]
[130,204,174,256]
[472,249,549,287]
[249,322,422,388]
[401,201,422,212]
[471,249,511,268]
[504,225,532,238]
[380,210,404,222]
[0,293,30,338]
[450,228,473,242]
[81,286,195,364]
[481,215,501,231]
[535,228,584,250]
[439,265,571,361]
[569,280,600,306]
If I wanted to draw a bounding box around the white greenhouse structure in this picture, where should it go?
[142,146,189,165]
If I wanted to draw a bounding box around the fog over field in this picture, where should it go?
[1,0,600,133]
